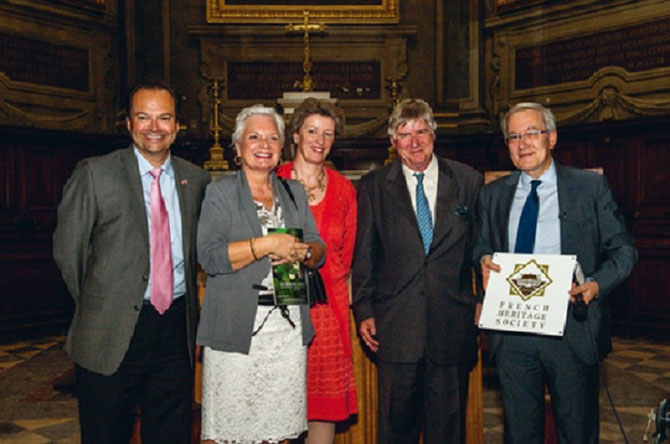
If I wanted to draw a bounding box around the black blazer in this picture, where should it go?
[472,163,638,364]
[353,157,483,366]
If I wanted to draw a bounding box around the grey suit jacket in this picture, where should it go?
[352,157,483,366]
[195,171,324,353]
[472,163,638,364]
[53,146,210,375]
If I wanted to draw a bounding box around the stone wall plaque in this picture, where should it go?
[0,33,89,91]
[0,9,118,133]
[227,61,380,100]
[487,1,670,125]
[515,18,670,90]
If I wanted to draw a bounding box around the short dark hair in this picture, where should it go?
[126,80,180,121]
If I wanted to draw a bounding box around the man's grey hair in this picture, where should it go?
[501,102,557,138]
[387,98,437,138]
[231,104,285,147]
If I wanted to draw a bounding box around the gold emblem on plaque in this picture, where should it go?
[506,259,553,302]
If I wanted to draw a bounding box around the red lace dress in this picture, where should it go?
[276,163,358,421]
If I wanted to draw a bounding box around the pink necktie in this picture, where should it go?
[149,168,173,314]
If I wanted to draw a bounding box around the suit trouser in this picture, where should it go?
[377,357,470,444]
[495,333,599,444]
[75,297,193,444]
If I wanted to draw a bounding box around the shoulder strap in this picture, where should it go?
[278,177,298,208]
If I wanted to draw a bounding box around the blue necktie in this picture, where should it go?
[514,180,541,253]
[414,173,433,254]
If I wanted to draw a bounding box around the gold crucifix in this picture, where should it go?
[286,10,326,92]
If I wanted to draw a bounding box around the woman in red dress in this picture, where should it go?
[276,98,357,443]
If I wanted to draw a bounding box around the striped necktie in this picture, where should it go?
[414,172,433,255]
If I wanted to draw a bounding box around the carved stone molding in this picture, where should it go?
[190,25,416,138]
[486,0,670,125]
[0,11,118,133]
[435,0,490,131]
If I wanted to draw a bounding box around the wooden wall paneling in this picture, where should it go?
[0,144,14,221]
[436,135,500,174]
[0,247,72,331]
[334,315,378,443]
[626,240,670,333]
[592,135,636,212]
[638,136,670,219]
[551,138,587,169]
[0,127,128,333]
[19,145,60,224]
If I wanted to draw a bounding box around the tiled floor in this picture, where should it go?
[1,336,669,443]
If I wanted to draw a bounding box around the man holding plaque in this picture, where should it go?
[353,99,482,444]
[473,102,637,444]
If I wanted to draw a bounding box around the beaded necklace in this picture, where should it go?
[292,165,326,201]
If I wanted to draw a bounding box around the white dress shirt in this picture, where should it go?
[402,155,438,226]
[508,160,561,255]
[134,147,185,300]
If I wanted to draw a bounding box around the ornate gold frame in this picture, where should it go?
[207,0,399,24]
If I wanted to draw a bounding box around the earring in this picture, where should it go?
[234,154,241,166]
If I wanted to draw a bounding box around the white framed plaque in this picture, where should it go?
[478,253,577,336]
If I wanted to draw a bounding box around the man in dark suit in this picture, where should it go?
[53,81,210,443]
[353,98,483,444]
[472,102,637,444]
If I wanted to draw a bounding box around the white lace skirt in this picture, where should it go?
[201,305,307,444]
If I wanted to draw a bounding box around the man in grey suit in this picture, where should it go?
[353,99,482,443]
[473,102,637,444]
[53,81,210,443]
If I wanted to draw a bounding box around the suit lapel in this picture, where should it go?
[432,158,457,249]
[237,171,265,237]
[556,163,577,252]
[121,147,150,249]
[498,171,520,253]
[172,157,191,260]
[385,160,421,238]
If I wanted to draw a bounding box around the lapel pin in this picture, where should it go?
[181,179,188,185]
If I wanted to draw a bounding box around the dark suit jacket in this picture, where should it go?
[353,157,483,366]
[53,146,210,375]
[472,163,637,365]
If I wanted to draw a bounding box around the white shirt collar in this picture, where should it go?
[401,154,438,184]
[519,158,556,189]
[133,146,174,178]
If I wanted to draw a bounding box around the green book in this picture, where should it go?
[268,228,308,305]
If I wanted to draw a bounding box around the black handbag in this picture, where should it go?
[278,177,328,307]
[305,267,328,307]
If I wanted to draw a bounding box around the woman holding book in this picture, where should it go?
[196,104,325,444]
[276,98,358,444]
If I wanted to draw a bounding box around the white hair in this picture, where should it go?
[231,104,285,147]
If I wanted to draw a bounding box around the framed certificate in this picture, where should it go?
[478,253,577,336]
